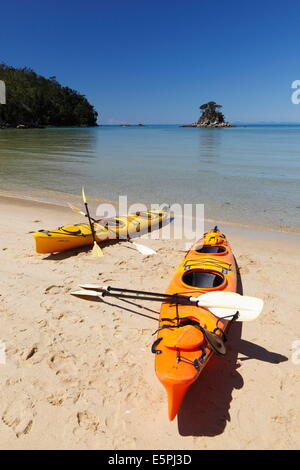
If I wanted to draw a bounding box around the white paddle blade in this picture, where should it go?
[79,284,107,291]
[68,203,86,217]
[191,291,264,322]
[209,305,263,322]
[92,241,104,257]
[82,187,87,204]
[71,289,102,298]
[193,291,262,309]
[132,242,157,256]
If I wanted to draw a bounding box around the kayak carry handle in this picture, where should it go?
[151,338,163,355]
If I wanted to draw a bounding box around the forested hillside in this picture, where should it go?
[0,64,98,128]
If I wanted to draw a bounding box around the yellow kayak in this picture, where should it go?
[33,210,168,254]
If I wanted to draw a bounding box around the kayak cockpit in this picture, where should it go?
[195,245,227,254]
[182,269,225,289]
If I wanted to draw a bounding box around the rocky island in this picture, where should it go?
[182,101,234,128]
[0,64,98,129]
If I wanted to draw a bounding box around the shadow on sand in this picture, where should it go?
[42,239,120,261]
[177,260,288,437]
[72,294,160,322]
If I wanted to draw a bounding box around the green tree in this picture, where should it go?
[198,101,225,125]
[0,64,98,127]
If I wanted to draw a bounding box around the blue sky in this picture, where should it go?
[1,0,300,124]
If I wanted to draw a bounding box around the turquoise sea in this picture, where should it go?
[0,125,299,232]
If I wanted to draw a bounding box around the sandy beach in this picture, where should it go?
[0,195,299,450]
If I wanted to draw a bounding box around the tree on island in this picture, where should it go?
[181,101,233,128]
[197,101,225,126]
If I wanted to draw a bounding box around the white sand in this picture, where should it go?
[0,196,299,449]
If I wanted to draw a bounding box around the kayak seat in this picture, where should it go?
[163,325,204,350]
[182,269,224,289]
[61,226,82,235]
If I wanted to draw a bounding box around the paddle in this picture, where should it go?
[189,291,263,321]
[81,187,104,257]
[79,284,185,297]
[68,203,94,220]
[68,201,156,256]
[71,286,264,322]
[128,240,157,256]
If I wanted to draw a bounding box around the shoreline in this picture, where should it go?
[0,125,98,130]
[0,191,299,238]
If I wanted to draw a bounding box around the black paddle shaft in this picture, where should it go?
[105,285,196,301]
[101,290,193,305]
[84,202,97,242]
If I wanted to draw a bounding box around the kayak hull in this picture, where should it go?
[165,381,193,421]
[155,228,237,420]
[33,210,167,254]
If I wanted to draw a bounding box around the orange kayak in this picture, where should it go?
[154,227,237,420]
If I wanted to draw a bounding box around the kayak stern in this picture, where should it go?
[164,380,195,421]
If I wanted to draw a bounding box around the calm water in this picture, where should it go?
[0,125,300,232]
